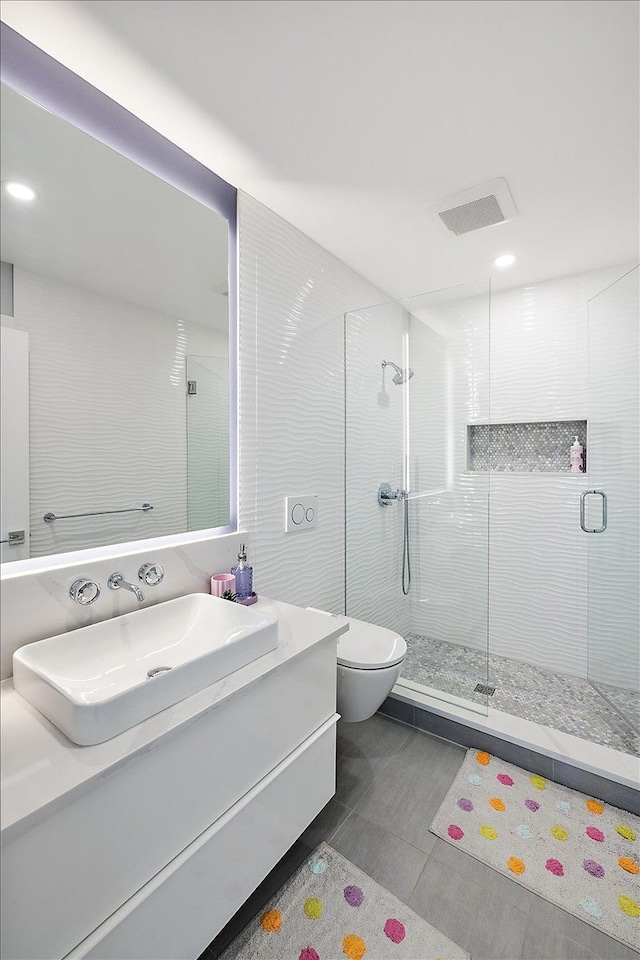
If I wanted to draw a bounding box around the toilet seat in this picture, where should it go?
[337,617,406,670]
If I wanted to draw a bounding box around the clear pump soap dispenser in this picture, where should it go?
[231,544,256,604]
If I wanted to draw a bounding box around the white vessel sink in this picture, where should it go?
[12,594,278,745]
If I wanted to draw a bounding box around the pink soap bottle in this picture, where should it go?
[569,436,584,473]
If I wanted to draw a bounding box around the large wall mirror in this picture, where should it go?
[0,25,237,566]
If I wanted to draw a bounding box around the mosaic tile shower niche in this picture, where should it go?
[467,420,587,473]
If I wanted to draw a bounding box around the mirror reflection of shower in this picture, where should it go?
[381,359,414,385]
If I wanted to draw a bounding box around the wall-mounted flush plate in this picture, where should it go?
[285,496,318,533]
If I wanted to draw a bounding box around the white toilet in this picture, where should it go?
[307,608,407,722]
[336,615,407,722]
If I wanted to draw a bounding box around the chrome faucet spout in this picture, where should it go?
[107,572,145,602]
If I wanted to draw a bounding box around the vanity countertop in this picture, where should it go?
[0,597,348,841]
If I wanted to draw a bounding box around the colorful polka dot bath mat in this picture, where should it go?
[218,842,469,960]
[430,749,640,951]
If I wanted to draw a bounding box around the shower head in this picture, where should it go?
[382,360,414,385]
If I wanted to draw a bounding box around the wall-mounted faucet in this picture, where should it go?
[108,572,145,602]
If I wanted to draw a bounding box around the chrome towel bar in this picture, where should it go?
[43,503,153,523]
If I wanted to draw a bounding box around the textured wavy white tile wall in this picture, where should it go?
[488,266,636,682]
[409,293,490,653]
[586,266,639,693]
[345,304,411,635]
[238,193,395,616]
[408,264,636,686]
[236,194,636,694]
[12,267,225,558]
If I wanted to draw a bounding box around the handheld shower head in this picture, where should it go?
[382,360,414,385]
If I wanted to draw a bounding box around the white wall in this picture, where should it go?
[586,266,639,694]
[488,264,633,680]
[6,267,228,557]
[409,287,491,654]
[0,18,399,678]
[408,264,635,684]
[238,192,396,614]
[0,12,635,702]
[344,302,411,636]
[0,326,29,562]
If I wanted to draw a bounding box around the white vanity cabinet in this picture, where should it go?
[0,599,347,960]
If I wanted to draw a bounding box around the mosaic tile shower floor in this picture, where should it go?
[403,634,639,757]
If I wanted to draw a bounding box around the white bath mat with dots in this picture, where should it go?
[218,842,468,960]
[430,749,640,951]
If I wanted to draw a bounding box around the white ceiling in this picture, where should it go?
[73,0,639,299]
[0,83,229,329]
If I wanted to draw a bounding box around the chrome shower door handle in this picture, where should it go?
[580,490,607,533]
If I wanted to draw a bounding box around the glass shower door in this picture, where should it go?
[586,266,639,743]
[186,355,229,531]
[344,279,491,714]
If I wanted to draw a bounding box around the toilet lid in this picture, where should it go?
[337,617,407,670]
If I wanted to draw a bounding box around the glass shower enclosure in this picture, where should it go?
[345,280,492,714]
[186,355,229,531]
[586,266,639,736]
[345,266,639,754]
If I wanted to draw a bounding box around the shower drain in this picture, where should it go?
[474,683,496,696]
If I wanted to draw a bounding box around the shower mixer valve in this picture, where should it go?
[378,482,407,507]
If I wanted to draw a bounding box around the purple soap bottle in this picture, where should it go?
[231,543,253,600]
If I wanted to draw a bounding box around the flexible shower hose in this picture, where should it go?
[402,493,411,595]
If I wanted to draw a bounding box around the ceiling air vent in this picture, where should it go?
[433,178,517,236]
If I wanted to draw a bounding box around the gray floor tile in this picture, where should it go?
[430,836,533,914]
[335,713,412,808]
[352,727,465,851]
[204,713,638,960]
[331,811,430,902]
[528,896,640,960]
[521,918,599,959]
[300,796,351,847]
[409,853,529,959]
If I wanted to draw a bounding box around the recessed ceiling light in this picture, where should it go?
[493,253,517,268]
[4,181,38,201]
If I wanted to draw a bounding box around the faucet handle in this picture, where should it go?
[70,578,101,605]
[138,563,165,586]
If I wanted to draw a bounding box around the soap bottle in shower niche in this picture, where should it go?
[569,436,584,473]
[231,543,254,602]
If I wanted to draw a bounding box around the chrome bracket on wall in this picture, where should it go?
[580,490,607,533]
[0,530,26,545]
